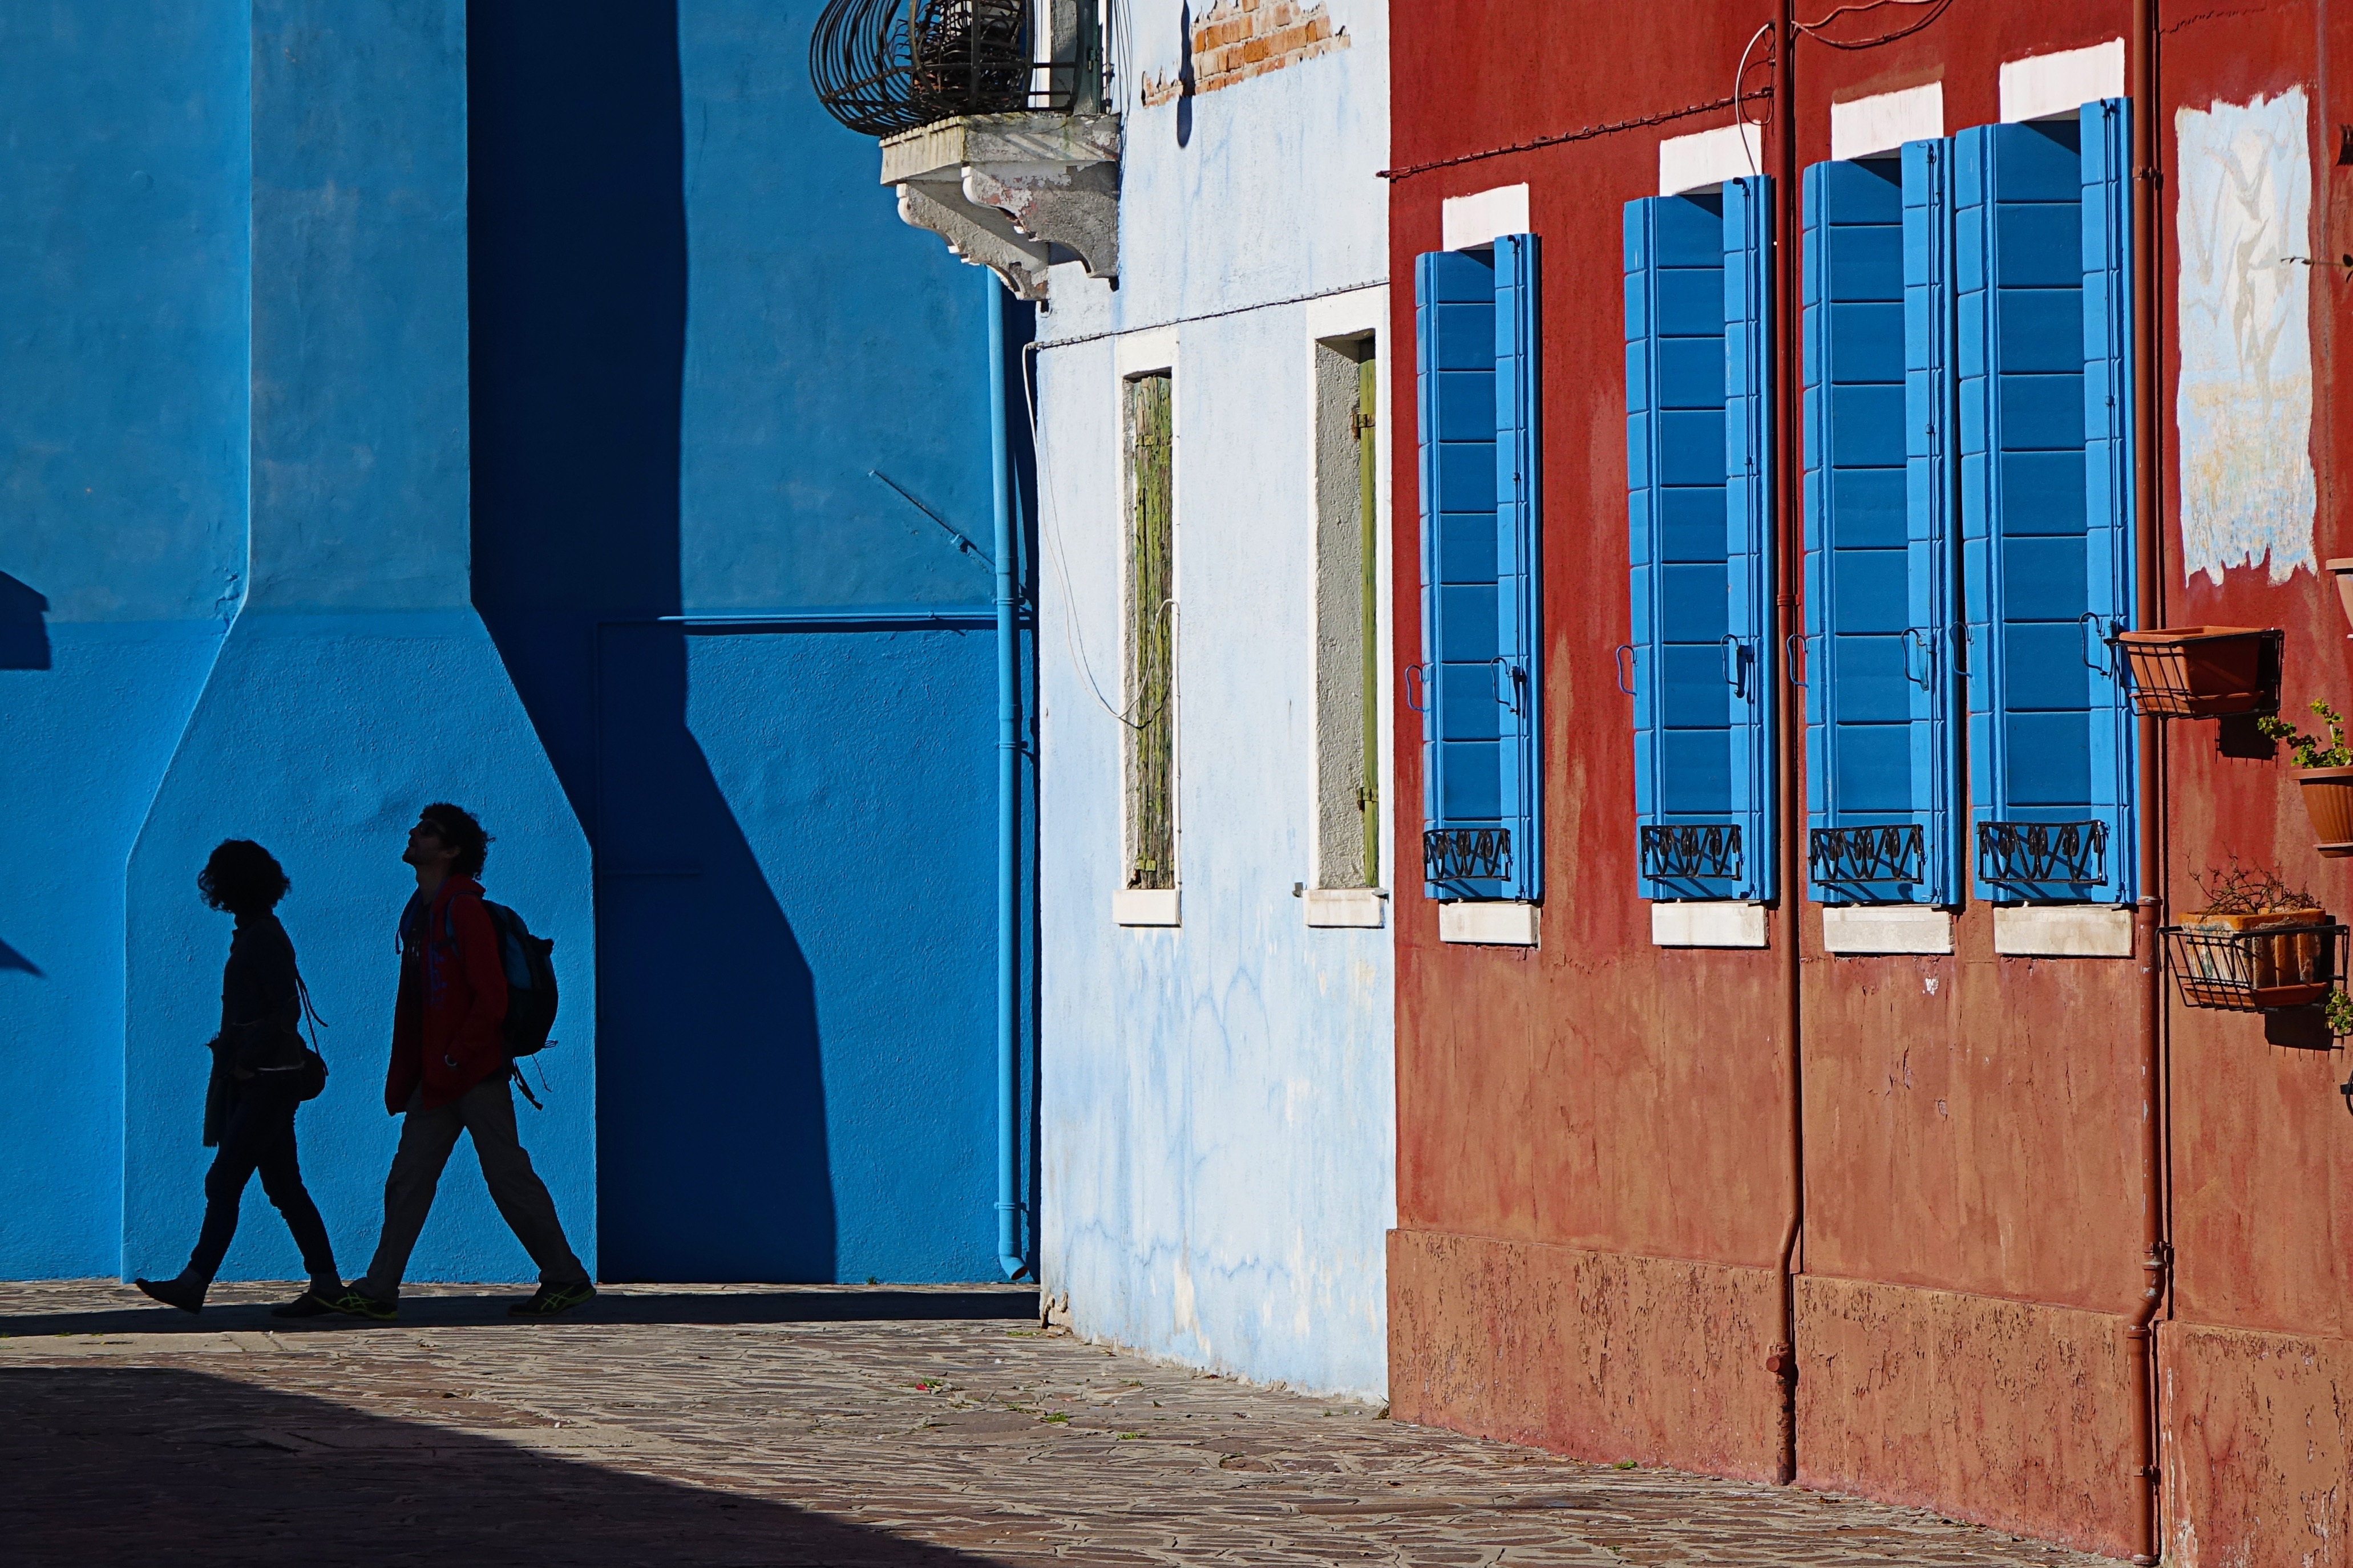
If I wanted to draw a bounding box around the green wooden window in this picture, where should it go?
[1125,370,1176,890]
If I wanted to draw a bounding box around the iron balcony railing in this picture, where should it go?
[811,0,1107,137]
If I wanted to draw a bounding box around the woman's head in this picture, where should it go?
[199,840,290,915]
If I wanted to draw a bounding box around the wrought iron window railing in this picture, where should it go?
[1424,827,1511,886]
[1975,820,2107,892]
[1808,824,1925,889]
[1639,824,1744,884]
[811,0,1107,137]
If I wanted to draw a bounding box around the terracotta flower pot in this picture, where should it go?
[2327,558,2353,634]
[2180,907,2334,1006]
[2112,626,2281,718]
[2295,766,2353,858]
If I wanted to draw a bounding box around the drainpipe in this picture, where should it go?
[989,277,1027,1282]
[2125,1,2168,1559]
[1768,0,1805,1489]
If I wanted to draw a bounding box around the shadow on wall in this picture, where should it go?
[0,1367,993,1564]
[0,573,50,671]
[467,0,835,1280]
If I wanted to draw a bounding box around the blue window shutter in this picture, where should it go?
[1414,248,1506,900]
[2081,98,2138,899]
[1723,175,1778,902]
[1955,117,2131,903]
[1495,233,1543,902]
[1804,156,1944,904]
[1624,202,1663,893]
[1625,189,1768,901]
[1901,138,1961,906]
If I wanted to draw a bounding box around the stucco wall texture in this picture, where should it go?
[1389,0,2353,1559]
[2,2,1023,1286]
[1034,0,1393,1397]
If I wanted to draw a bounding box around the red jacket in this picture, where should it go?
[387,876,510,1112]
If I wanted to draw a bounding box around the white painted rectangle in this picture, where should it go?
[1830,83,1944,161]
[1999,39,2124,124]
[1651,901,1768,948]
[1304,889,1385,929]
[1993,905,2134,957]
[1439,901,1537,946]
[1113,889,1180,927]
[1822,905,1954,955]
[1441,184,1530,252]
[1304,284,1386,343]
[1659,123,1762,195]
[1114,325,1179,378]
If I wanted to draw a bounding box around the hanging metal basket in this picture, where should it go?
[811,0,1035,137]
[2161,919,2347,1013]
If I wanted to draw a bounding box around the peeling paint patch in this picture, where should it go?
[2176,88,2316,586]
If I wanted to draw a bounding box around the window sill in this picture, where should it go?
[1651,901,1767,949]
[1821,905,1954,955]
[1113,889,1180,927]
[1439,901,1538,946]
[1992,905,2133,957]
[1304,889,1386,929]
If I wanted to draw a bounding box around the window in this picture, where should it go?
[1799,153,1959,905]
[1955,102,2136,904]
[1412,234,1541,904]
[1790,101,2136,909]
[1313,335,1380,890]
[1123,370,1176,892]
[1623,176,1777,902]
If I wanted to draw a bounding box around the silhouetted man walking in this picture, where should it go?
[330,803,593,1321]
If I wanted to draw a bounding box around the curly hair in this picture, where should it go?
[198,840,290,915]
[417,802,493,880]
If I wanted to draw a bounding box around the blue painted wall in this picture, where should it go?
[0,2,249,1276]
[472,0,1029,1283]
[122,0,599,1286]
[2,0,1029,1285]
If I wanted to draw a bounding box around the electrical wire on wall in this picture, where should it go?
[1732,0,1956,173]
[1022,337,1165,733]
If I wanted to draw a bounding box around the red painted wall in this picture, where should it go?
[1388,3,2353,1560]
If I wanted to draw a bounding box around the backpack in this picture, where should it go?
[480,900,560,1058]
[414,893,559,1057]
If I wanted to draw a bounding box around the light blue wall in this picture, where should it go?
[1033,1,1393,1394]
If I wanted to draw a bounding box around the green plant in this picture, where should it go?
[2259,701,2353,767]
[2189,854,2322,915]
[2330,989,2353,1038]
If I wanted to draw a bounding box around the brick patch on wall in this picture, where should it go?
[1138,0,1348,107]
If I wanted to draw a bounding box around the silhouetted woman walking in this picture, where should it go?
[135,840,343,1318]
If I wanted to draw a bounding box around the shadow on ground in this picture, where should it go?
[0,1286,1038,1338]
[0,1365,997,1565]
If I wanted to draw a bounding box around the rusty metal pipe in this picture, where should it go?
[1769,0,1804,1489]
[2126,0,2168,1561]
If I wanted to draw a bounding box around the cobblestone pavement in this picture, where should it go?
[0,1281,2111,1567]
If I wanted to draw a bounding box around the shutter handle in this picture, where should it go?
[1614,644,1636,696]
[1490,657,1525,716]
[2077,613,2116,675]
[1901,627,1935,690]
[1404,662,1432,714]
[1721,634,1748,696]
[1784,632,1808,689]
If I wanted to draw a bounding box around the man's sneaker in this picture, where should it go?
[324,1290,397,1321]
[507,1282,596,1318]
[134,1275,206,1315]
[270,1288,344,1319]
